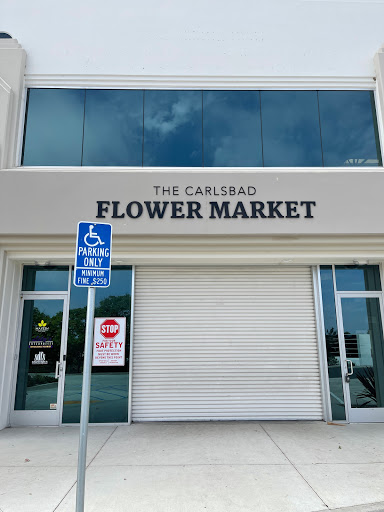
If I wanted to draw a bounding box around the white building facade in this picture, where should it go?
[1,0,384,429]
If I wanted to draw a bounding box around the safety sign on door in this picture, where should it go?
[93,317,126,366]
[74,222,112,288]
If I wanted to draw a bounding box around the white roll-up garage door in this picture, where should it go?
[132,266,322,421]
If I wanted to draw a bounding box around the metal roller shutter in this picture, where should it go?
[132,266,322,421]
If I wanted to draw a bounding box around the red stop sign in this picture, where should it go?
[100,319,120,339]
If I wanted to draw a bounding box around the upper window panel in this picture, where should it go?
[143,90,202,166]
[335,265,381,291]
[22,89,85,166]
[261,91,323,167]
[82,90,143,166]
[21,88,383,168]
[22,266,69,292]
[319,91,382,167]
[203,91,262,167]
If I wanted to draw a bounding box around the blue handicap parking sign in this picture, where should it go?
[74,222,112,288]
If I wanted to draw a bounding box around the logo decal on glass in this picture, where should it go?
[29,339,54,349]
[31,351,48,365]
[35,320,49,333]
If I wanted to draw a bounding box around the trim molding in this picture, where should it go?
[2,234,384,265]
[24,74,376,90]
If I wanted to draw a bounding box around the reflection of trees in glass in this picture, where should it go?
[356,367,376,407]
[66,294,131,373]
[325,327,339,366]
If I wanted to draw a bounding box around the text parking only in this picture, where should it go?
[74,222,112,287]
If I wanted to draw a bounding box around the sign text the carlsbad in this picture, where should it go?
[96,185,316,220]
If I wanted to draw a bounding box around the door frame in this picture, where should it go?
[335,291,384,423]
[10,292,70,426]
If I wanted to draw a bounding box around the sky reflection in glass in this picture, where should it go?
[22,88,383,168]
[319,91,382,166]
[261,91,323,167]
[203,91,262,166]
[143,90,202,166]
[82,90,143,166]
[335,265,381,291]
[22,89,85,166]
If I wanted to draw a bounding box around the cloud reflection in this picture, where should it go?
[144,90,202,166]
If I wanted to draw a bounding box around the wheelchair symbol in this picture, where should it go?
[84,225,105,247]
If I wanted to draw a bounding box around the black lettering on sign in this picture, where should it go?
[96,201,110,218]
[171,202,185,219]
[112,201,125,218]
[285,201,300,219]
[232,202,249,219]
[209,202,231,219]
[250,201,267,218]
[126,201,143,219]
[145,201,169,219]
[267,201,284,219]
[187,202,203,219]
[300,201,316,218]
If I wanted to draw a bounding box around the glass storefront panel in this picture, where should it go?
[260,90,323,167]
[318,90,382,167]
[62,267,132,423]
[203,90,263,167]
[22,266,69,292]
[341,297,384,409]
[14,299,63,410]
[320,266,346,420]
[335,265,381,291]
[143,90,203,166]
[82,89,144,166]
[22,88,85,166]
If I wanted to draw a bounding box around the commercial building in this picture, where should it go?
[1,0,384,429]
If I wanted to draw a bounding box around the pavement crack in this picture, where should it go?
[259,423,330,509]
[86,426,118,468]
[52,427,118,511]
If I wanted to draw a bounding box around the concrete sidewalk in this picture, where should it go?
[0,422,383,512]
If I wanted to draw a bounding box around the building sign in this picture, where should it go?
[96,184,316,221]
[92,317,126,367]
[3,171,384,235]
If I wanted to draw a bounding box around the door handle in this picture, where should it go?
[55,361,62,379]
[345,359,354,382]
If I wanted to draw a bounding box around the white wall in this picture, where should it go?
[1,0,384,77]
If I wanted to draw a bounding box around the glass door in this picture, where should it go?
[337,294,384,422]
[11,294,68,426]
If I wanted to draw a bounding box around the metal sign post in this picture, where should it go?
[75,286,95,512]
[74,222,112,512]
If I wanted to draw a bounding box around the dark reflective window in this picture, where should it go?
[82,90,143,166]
[22,266,69,292]
[261,91,323,167]
[14,299,64,410]
[22,88,383,168]
[22,89,85,166]
[319,91,382,167]
[341,297,384,409]
[143,90,202,166]
[203,91,262,166]
[62,267,132,423]
[335,265,381,291]
[320,266,346,420]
